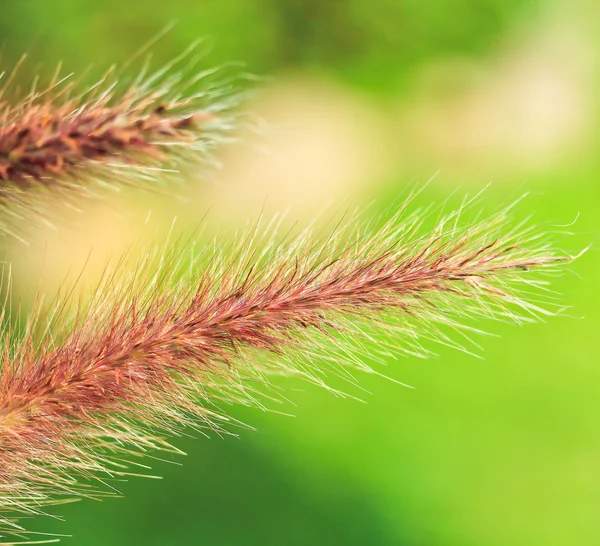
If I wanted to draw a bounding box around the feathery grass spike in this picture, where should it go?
[0,46,245,236]
[0,195,574,542]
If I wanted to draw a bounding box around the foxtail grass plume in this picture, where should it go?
[0,194,575,542]
[0,45,247,239]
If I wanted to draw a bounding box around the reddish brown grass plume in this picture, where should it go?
[0,46,246,240]
[0,193,576,542]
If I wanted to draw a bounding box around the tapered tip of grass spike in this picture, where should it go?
[0,43,253,238]
[0,191,578,542]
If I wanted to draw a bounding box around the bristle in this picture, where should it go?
[0,196,574,541]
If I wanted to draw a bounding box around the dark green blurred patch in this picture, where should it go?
[27,433,398,546]
[1,0,540,92]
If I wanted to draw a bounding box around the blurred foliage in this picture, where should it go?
[1,0,540,91]
[2,0,600,545]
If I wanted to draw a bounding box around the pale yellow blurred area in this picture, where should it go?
[399,3,597,178]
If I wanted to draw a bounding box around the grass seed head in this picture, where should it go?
[0,193,577,542]
[0,47,249,239]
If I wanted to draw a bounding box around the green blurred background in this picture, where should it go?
[2,0,599,544]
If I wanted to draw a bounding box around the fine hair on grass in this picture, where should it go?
[0,189,577,542]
